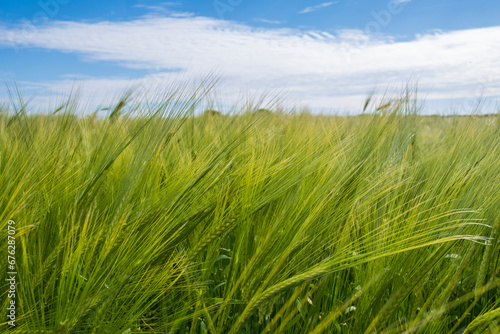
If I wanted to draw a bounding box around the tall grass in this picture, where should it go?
[0,85,499,333]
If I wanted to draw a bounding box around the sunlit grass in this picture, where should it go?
[0,84,499,333]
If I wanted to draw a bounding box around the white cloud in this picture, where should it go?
[131,2,192,17]
[0,15,499,112]
[394,0,412,3]
[299,2,339,14]
[255,18,286,24]
[132,2,180,11]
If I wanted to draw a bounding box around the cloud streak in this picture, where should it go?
[0,15,499,111]
[254,18,286,24]
[299,2,338,14]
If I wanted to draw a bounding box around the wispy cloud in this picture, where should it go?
[394,0,412,3]
[131,3,194,19]
[299,2,338,14]
[133,2,180,8]
[255,18,286,24]
[0,16,498,111]
[132,2,181,13]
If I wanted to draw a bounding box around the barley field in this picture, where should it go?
[0,87,499,333]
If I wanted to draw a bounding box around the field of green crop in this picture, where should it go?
[1,87,499,333]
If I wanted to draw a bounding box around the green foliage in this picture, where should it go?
[0,87,499,333]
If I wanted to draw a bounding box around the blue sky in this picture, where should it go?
[1,0,499,113]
